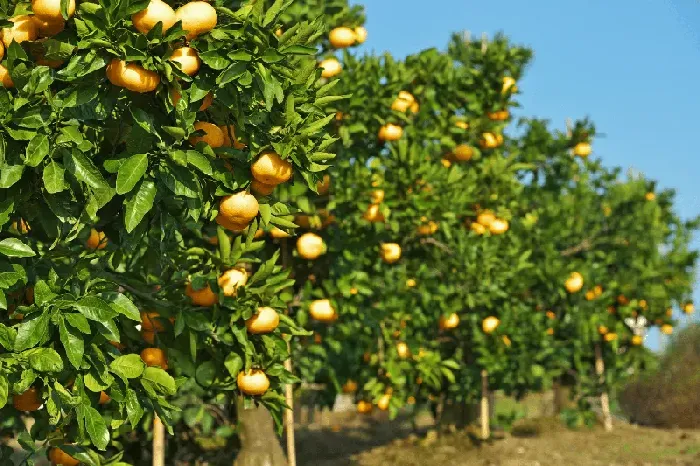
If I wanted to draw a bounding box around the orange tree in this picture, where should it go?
[0,0,337,464]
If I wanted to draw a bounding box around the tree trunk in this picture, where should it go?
[480,370,490,439]
[594,343,613,432]
[152,416,165,466]
[233,398,287,466]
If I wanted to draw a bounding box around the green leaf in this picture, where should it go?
[124,180,156,233]
[125,389,144,428]
[116,153,148,195]
[26,348,63,372]
[224,353,243,378]
[24,134,49,167]
[0,375,8,409]
[43,161,66,193]
[59,320,84,369]
[14,311,50,351]
[33,281,56,307]
[65,149,110,191]
[75,296,118,322]
[142,367,176,395]
[83,405,110,450]
[65,313,91,333]
[0,165,24,188]
[0,238,35,258]
[110,354,145,379]
[104,293,141,321]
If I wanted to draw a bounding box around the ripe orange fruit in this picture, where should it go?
[140,311,165,332]
[502,76,517,94]
[573,142,591,157]
[378,124,403,142]
[598,326,608,335]
[245,307,279,334]
[683,303,694,314]
[48,447,79,466]
[329,27,356,48]
[319,57,341,78]
[455,120,469,130]
[141,330,156,344]
[297,232,324,260]
[439,313,460,330]
[171,88,213,111]
[237,369,270,395]
[546,328,554,335]
[32,16,65,37]
[630,335,643,346]
[0,64,14,88]
[645,192,656,201]
[309,299,336,322]
[109,340,126,351]
[0,41,4,60]
[417,221,438,236]
[480,132,503,149]
[545,311,556,320]
[617,295,629,305]
[354,26,367,43]
[317,174,331,195]
[132,0,177,35]
[377,393,391,411]
[106,59,160,93]
[342,380,358,393]
[604,333,617,342]
[357,400,372,414]
[13,387,42,411]
[488,218,509,235]
[370,190,385,204]
[391,91,415,112]
[32,0,75,20]
[396,342,410,358]
[218,192,259,226]
[476,210,496,227]
[453,144,473,161]
[140,348,168,369]
[363,204,384,223]
[86,228,107,250]
[487,110,510,121]
[380,243,401,264]
[218,267,248,296]
[593,285,603,296]
[170,47,201,76]
[219,125,246,150]
[482,316,500,334]
[2,15,37,47]
[406,278,417,288]
[469,222,486,235]
[175,1,217,40]
[251,152,293,186]
[502,335,512,347]
[189,121,224,148]
[250,180,275,196]
[565,272,584,293]
[98,391,111,405]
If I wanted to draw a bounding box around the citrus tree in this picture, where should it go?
[0,0,339,464]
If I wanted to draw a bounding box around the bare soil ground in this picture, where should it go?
[295,417,700,466]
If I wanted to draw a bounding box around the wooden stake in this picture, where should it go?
[280,238,297,466]
[480,370,490,440]
[594,343,613,432]
[481,33,488,53]
[566,118,573,138]
[152,415,165,466]
[462,30,471,43]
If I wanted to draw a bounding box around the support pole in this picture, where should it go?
[152,416,165,466]
[284,347,297,466]
[594,343,613,432]
[480,370,490,440]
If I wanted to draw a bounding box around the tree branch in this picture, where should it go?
[420,237,453,254]
[560,238,593,257]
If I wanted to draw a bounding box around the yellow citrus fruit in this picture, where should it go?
[218,267,248,297]
[482,316,500,334]
[396,342,410,358]
[598,326,608,335]
[32,16,65,37]
[377,393,391,411]
[604,333,617,342]
[0,41,4,60]
[476,210,496,227]
[309,299,336,322]
[363,204,384,222]
[297,232,324,260]
[631,335,643,346]
[417,221,438,236]
[319,57,341,78]
[245,307,279,334]
[565,272,583,293]
[378,124,403,141]
[480,132,503,149]
[370,190,385,204]
[13,387,42,411]
[32,0,75,21]
[98,391,111,405]
[660,324,673,335]
[170,47,201,76]
[453,144,473,161]
[546,328,554,336]
[683,303,694,314]
[317,174,331,195]
[354,26,367,44]
[488,218,509,234]
[218,192,259,225]
[140,348,168,369]
[106,59,160,93]
[186,282,217,307]
[645,192,656,201]
[502,76,517,94]
[329,27,356,48]
[86,229,107,250]
[251,152,293,186]
[132,0,177,35]
[48,447,79,466]
[342,380,358,393]
[170,88,213,111]
[189,121,225,148]
[455,120,469,130]
[2,15,38,47]
[0,64,13,88]
[439,313,460,330]
[140,311,166,332]
[380,243,401,264]
[470,222,486,235]
[357,400,372,414]
[573,142,591,157]
[175,1,217,40]
[237,369,270,396]
[250,180,275,197]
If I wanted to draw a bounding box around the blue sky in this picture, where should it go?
[350,0,700,350]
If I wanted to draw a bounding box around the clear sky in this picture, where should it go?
[350,0,700,350]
